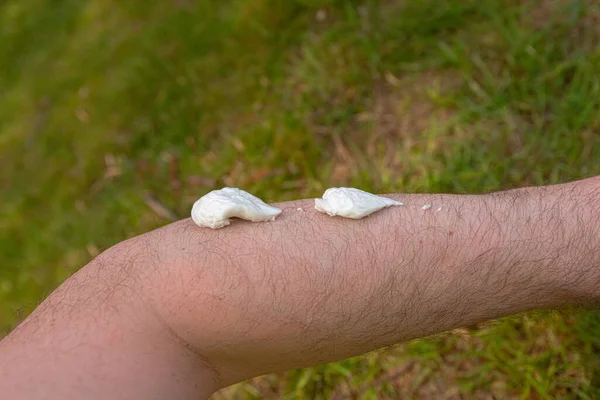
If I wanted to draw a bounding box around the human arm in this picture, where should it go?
[1,178,599,399]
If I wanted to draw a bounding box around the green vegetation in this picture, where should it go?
[1,0,599,397]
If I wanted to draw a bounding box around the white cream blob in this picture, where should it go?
[191,188,282,229]
[314,187,403,219]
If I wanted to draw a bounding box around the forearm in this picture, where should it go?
[2,178,599,399]
[146,178,600,386]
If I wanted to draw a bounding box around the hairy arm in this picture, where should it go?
[1,178,599,398]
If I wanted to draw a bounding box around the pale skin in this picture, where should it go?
[1,177,600,399]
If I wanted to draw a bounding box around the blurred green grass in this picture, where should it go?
[1,0,600,397]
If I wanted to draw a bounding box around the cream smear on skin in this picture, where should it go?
[314,187,403,219]
[191,187,403,229]
[191,188,281,229]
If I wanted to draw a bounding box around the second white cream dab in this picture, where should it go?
[314,187,403,219]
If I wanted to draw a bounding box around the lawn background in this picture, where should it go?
[1,0,599,398]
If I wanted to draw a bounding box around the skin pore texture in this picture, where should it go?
[1,177,600,399]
